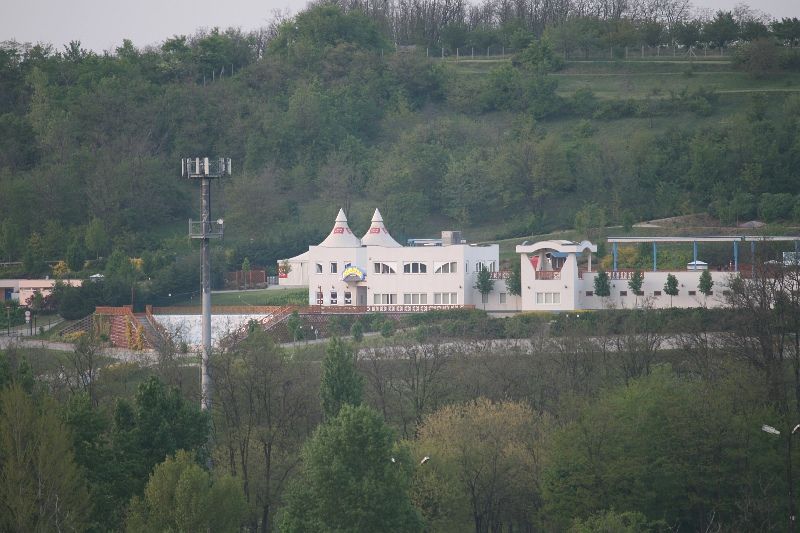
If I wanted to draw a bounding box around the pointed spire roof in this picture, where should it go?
[318,208,362,248]
[361,208,401,247]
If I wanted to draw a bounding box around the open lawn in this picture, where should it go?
[169,288,307,307]
[449,57,800,99]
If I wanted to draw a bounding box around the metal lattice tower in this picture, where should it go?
[182,157,231,411]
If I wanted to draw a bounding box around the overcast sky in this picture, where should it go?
[1,0,797,53]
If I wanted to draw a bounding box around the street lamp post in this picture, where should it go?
[763,423,800,532]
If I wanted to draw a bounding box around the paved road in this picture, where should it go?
[0,334,156,362]
[0,329,726,367]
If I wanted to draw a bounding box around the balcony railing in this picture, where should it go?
[535,270,561,280]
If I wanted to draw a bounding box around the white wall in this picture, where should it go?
[305,244,501,308]
[577,270,733,309]
[154,314,271,347]
[281,261,307,286]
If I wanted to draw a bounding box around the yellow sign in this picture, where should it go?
[342,265,366,282]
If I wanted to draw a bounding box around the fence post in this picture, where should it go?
[442,47,444,59]
[426,47,429,57]
[471,47,474,59]
[456,47,459,61]
[642,45,644,58]
[502,46,504,57]
[487,46,490,58]
[625,46,628,59]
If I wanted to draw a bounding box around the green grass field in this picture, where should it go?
[449,57,800,100]
[169,288,307,307]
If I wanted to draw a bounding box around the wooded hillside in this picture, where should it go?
[1,1,799,305]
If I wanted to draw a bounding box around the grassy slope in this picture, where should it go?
[168,57,798,264]
[167,288,307,307]
[441,57,800,244]
[450,57,800,98]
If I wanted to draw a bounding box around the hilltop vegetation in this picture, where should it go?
[0,2,799,310]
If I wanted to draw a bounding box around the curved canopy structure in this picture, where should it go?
[516,240,598,255]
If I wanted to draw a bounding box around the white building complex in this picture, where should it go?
[280,209,503,311]
[279,209,798,313]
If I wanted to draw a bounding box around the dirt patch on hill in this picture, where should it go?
[635,213,722,228]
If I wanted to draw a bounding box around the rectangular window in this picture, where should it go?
[403,262,427,274]
[500,293,507,304]
[344,291,352,304]
[403,293,427,305]
[707,291,713,296]
[688,290,696,296]
[316,263,323,274]
[330,291,337,305]
[620,290,627,297]
[465,261,469,273]
[585,291,593,297]
[537,292,561,304]
[374,293,397,305]
[316,291,324,304]
[433,293,457,305]
[654,290,662,296]
[330,262,337,274]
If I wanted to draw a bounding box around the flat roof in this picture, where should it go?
[608,236,800,244]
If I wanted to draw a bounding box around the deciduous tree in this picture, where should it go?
[413,398,550,532]
[664,273,679,307]
[0,385,91,532]
[698,269,714,305]
[594,269,611,299]
[474,265,495,309]
[212,330,314,531]
[279,404,423,532]
[126,450,247,532]
[628,270,643,307]
[320,337,363,420]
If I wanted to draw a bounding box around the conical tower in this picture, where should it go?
[360,208,401,247]
[318,208,362,248]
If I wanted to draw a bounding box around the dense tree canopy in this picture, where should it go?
[1,2,799,296]
[279,404,423,532]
